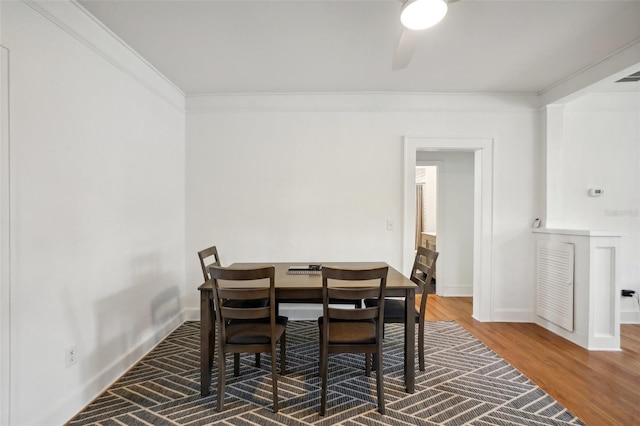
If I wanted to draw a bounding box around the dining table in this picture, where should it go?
[198,261,418,396]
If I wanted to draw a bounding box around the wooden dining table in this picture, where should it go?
[198,262,418,396]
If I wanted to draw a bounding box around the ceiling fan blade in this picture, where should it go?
[392,29,421,70]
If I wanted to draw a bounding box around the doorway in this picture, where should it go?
[415,164,439,292]
[403,137,494,322]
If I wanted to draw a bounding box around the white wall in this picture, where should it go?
[1,2,186,424]
[185,93,540,322]
[560,92,640,323]
[417,151,474,296]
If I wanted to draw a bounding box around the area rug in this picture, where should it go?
[67,321,585,425]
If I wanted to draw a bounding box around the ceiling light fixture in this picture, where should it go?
[400,0,448,30]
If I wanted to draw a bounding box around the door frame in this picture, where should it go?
[403,137,494,321]
[1,45,11,425]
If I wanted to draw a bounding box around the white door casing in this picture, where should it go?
[403,137,494,321]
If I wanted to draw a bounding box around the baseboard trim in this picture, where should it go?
[621,311,640,324]
[440,286,473,297]
[183,307,200,322]
[491,309,535,323]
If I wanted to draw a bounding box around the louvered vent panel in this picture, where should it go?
[536,241,575,331]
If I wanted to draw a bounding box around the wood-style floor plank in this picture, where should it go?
[422,295,640,426]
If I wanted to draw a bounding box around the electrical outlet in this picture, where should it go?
[386,219,395,231]
[65,345,77,368]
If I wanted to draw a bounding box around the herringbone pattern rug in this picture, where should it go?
[68,321,585,425]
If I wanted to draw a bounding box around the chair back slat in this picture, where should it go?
[328,306,379,321]
[327,287,379,301]
[211,266,274,281]
[220,306,271,320]
[322,266,389,282]
[217,287,270,300]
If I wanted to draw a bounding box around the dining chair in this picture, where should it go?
[197,245,265,369]
[364,246,439,371]
[209,265,288,413]
[318,265,388,416]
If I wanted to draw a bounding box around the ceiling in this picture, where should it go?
[77,0,640,96]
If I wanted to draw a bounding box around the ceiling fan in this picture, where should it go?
[392,0,459,70]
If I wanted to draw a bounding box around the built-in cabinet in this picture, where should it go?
[533,228,621,350]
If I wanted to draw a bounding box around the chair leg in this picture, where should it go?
[209,307,217,367]
[255,353,261,368]
[319,332,328,416]
[372,319,382,371]
[365,353,371,376]
[280,331,286,375]
[418,319,425,371]
[209,321,216,370]
[234,353,240,376]
[271,342,279,413]
[217,350,225,412]
[376,345,385,415]
[318,328,322,376]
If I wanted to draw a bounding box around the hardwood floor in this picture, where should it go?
[423,295,640,426]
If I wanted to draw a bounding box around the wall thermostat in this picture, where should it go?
[588,188,604,197]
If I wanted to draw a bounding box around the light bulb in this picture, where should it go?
[401,0,448,30]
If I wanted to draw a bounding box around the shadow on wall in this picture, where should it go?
[88,254,183,396]
[53,252,184,423]
[151,286,182,325]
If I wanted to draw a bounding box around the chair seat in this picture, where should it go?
[318,317,376,344]
[226,316,288,345]
[364,298,419,322]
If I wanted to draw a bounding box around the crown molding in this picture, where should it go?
[540,38,640,106]
[186,91,540,112]
[22,0,185,111]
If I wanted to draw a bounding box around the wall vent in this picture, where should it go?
[615,70,640,83]
[537,241,575,331]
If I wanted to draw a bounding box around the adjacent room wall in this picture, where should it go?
[185,93,540,322]
[560,92,640,323]
[417,151,474,296]
[422,165,437,234]
[1,2,186,424]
